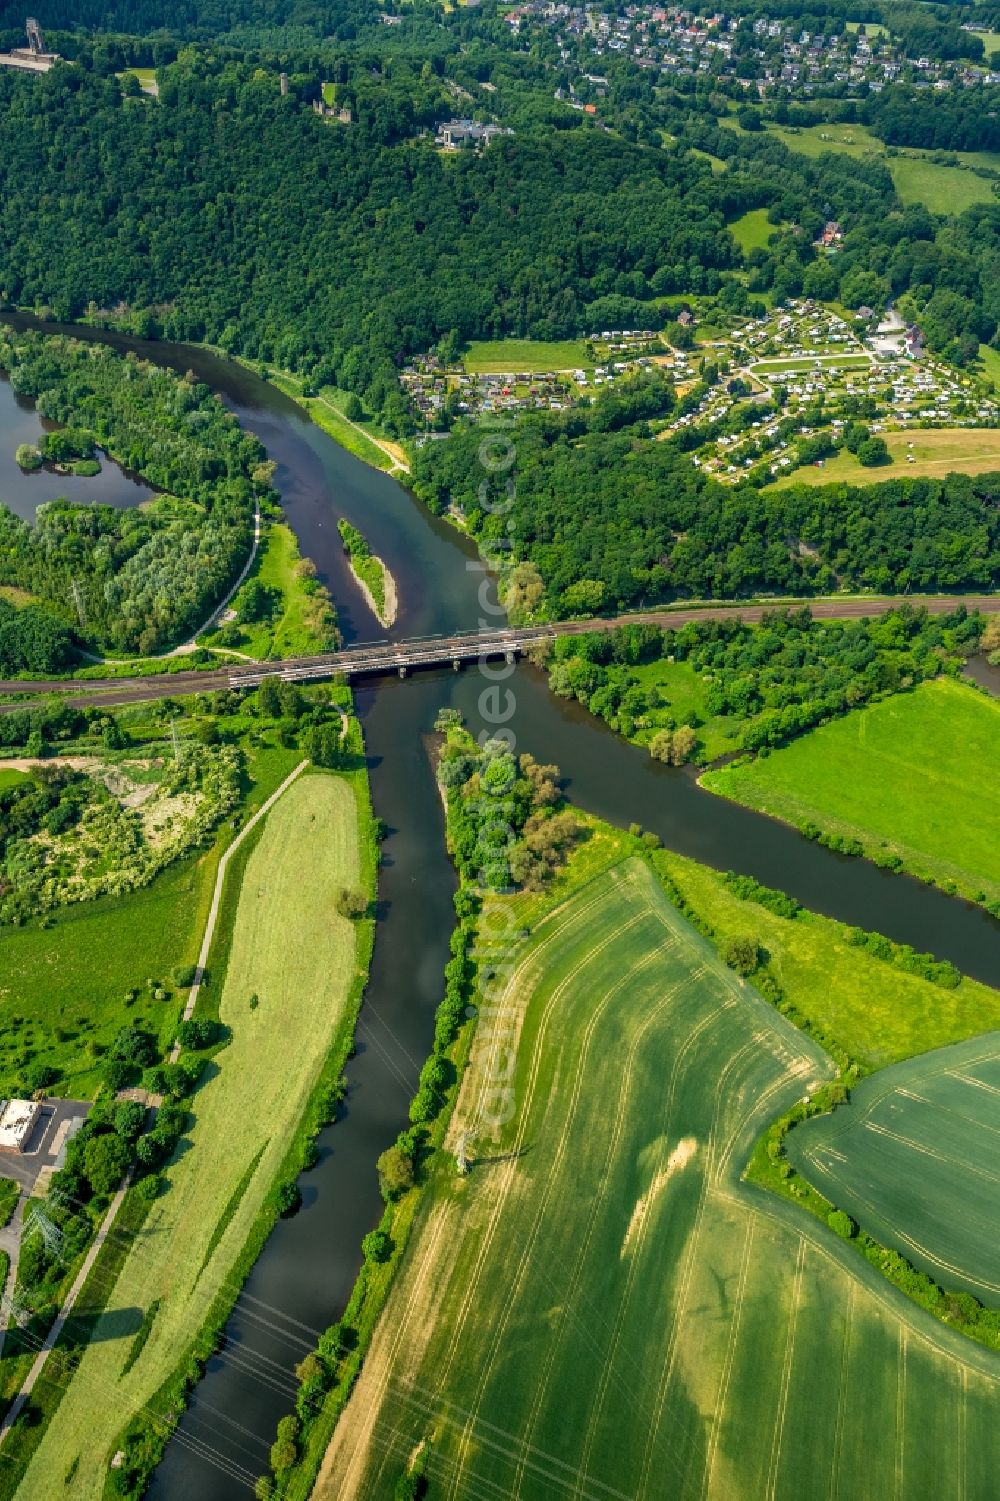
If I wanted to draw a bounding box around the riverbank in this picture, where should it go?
[254,367,410,477]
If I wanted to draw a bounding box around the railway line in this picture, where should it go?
[1,594,996,712]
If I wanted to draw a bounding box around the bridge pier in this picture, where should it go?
[453,658,461,672]
[505,650,515,665]
[398,665,407,678]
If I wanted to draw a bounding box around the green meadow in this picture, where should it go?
[787,1033,1000,1306]
[462,338,594,372]
[703,678,1000,906]
[723,116,999,214]
[654,850,1000,1069]
[729,207,779,253]
[316,856,1000,1501]
[202,521,337,658]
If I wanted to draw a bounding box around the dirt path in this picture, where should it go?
[0,1180,129,1444]
[312,393,410,474]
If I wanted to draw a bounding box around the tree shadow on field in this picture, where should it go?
[470,1144,533,1170]
[60,1304,144,1350]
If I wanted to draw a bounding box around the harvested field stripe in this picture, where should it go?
[443,906,651,1388]
[700,1216,756,1500]
[569,970,718,1494]
[512,967,695,1498]
[896,1326,907,1501]
[947,1072,1000,1100]
[765,1238,806,1501]
[636,1032,765,1500]
[386,1380,639,1501]
[446,938,673,1501]
[829,1279,855,1501]
[860,1121,1000,1186]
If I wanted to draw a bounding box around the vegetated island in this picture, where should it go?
[337,517,397,628]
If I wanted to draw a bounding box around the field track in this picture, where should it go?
[1,594,997,710]
[315,859,1000,1501]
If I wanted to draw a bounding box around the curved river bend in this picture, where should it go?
[3,316,997,1498]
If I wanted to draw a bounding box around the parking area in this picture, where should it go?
[0,1099,91,1197]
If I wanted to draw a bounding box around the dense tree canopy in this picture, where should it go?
[414,417,1000,616]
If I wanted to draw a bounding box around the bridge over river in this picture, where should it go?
[1,594,997,710]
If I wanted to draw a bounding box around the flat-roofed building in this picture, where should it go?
[0,1099,41,1153]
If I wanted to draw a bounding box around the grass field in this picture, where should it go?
[654,850,1000,1069]
[0,768,26,790]
[0,744,300,1097]
[786,1033,1000,1306]
[462,338,594,372]
[978,344,1000,391]
[729,207,779,253]
[315,856,1000,1501]
[627,657,740,761]
[268,370,406,473]
[753,353,872,375]
[14,771,362,1499]
[770,427,1000,488]
[692,147,727,173]
[727,118,999,213]
[703,679,1000,905]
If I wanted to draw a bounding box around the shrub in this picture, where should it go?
[177,1017,220,1051]
[14,443,42,470]
[276,1181,301,1217]
[377,1142,415,1201]
[721,934,760,975]
[827,1209,857,1240]
[335,886,368,920]
[362,1228,392,1263]
[83,1132,133,1196]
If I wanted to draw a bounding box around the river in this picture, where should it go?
[2,315,998,1497]
[0,370,158,520]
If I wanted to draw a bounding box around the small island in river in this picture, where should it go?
[337,516,398,628]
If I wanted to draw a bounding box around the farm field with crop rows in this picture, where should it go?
[787,1033,1000,1308]
[315,858,1000,1501]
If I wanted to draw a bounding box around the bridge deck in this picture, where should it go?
[0,596,996,708]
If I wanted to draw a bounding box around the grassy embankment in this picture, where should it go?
[770,427,1000,488]
[266,369,409,474]
[703,677,1000,908]
[314,849,1000,1501]
[0,743,300,1099]
[9,765,374,1499]
[199,520,338,658]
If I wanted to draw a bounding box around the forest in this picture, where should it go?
[413,419,1000,616]
[0,595,76,673]
[538,606,984,755]
[0,58,736,436]
[0,33,993,422]
[0,331,263,653]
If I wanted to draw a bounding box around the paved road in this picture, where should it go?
[1,594,996,711]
